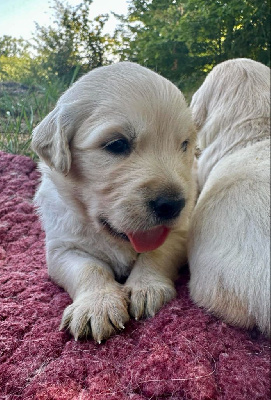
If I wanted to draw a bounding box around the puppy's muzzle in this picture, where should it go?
[149,196,185,221]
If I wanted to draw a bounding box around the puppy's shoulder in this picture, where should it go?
[210,140,269,183]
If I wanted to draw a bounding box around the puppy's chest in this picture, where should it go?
[112,256,137,283]
[100,244,138,281]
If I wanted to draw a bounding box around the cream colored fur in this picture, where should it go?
[32,62,197,342]
[188,58,270,336]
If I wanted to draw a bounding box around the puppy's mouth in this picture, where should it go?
[99,218,129,242]
[99,218,170,253]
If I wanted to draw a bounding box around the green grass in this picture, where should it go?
[0,66,81,159]
[0,79,67,159]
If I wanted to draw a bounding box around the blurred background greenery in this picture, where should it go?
[0,0,270,158]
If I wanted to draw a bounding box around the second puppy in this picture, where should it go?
[188,58,270,336]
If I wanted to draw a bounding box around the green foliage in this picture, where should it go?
[179,0,270,67]
[114,0,192,83]
[33,0,112,83]
[114,0,270,91]
[1,0,269,89]
[0,36,34,82]
[0,55,32,82]
[0,0,270,157]
[0,35,30,57]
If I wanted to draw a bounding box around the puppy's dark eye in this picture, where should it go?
[181,140,189,152]
[104,138,130,155]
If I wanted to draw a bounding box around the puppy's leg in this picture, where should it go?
[48,245,130,342]
[124,231,187,319]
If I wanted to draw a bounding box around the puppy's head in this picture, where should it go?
[32,62,196,252]
[191,58,271,150]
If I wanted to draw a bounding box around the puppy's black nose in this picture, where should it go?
[149,196,185,221]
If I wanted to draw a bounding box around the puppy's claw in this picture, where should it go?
[59,308,72,331]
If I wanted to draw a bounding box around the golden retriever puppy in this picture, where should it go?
[188,58,270,336]
[32,62,197,342]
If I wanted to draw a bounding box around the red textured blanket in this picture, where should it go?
[0,151,270,400]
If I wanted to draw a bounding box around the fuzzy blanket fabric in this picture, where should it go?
[0,150,270,400]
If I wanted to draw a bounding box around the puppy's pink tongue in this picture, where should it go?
[127,226,170,253]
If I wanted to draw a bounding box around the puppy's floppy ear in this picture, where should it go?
[190,90,207,132]
[32,102,78,174]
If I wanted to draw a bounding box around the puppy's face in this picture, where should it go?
[33,62,196,252]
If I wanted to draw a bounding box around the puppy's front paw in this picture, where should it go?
[60,286,130,342]
[125,278,176,320]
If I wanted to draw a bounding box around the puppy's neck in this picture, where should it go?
[197,117,270,191]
